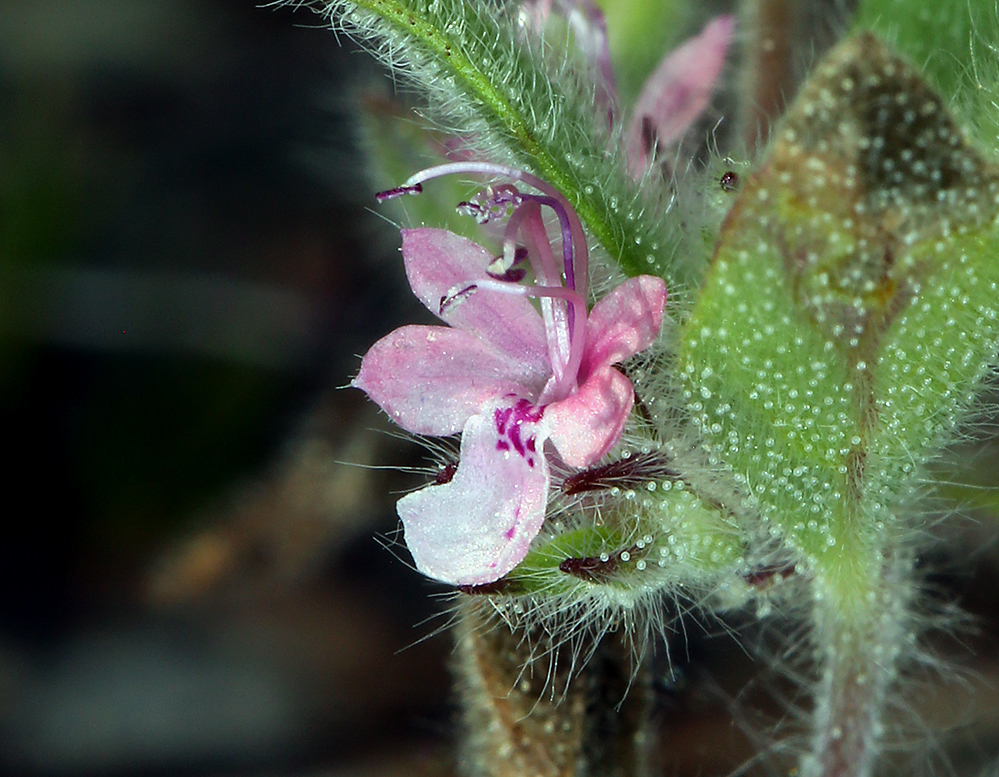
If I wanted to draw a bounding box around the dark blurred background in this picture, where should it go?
[0,1,453,774]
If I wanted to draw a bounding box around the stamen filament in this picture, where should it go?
[519,203,573,384]
[517,193,576,291]
[474,277,587,402]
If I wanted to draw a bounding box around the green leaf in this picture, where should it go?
[680,33,999,600]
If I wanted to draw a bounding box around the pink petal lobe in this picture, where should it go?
[401,228,549,371]
[626,15,734,177]
[547,365,634,467]
[398,408,550,585]
[352,325,540,436]
[582,275,666,378]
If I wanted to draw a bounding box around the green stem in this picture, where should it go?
[802,550,912,777]
[454,597,652,777]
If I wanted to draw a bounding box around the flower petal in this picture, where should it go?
[352,324,541,436]
[582,275,666,377]
[626,15,735,177]
[402,228,550,371]
[398,407,550,585]
[546,364,634,467]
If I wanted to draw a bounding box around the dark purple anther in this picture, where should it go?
[487,266,528,282]
[439,284,478,314]
[486,246,528,282]
[375,183,423,202]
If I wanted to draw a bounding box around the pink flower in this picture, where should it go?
[353,164,666,585]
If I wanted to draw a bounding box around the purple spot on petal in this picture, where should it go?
[505,526,516,539]
[512,398,544,424]
[494,406,513,435]
[493,400,544,461]
[508,424,526,456]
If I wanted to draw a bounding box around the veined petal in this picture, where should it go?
[398,408,550,585]
[402,228,550,371]
[626,15,735,177]
[352,325,540,436]
[582,275,666,377]
[546,365,634,467]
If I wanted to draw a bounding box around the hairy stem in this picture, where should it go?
[802,552,912,777]
[454,598,652,777]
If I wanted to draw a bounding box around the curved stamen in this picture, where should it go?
[457,185,575,293]
[506,200,560,286]
[453,184,582,350]
[400,163,590,302]
[518,203,572,384]
[402,162,554,198]
[517,193,576,291]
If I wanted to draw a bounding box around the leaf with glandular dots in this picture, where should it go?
[680,33,999,588]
